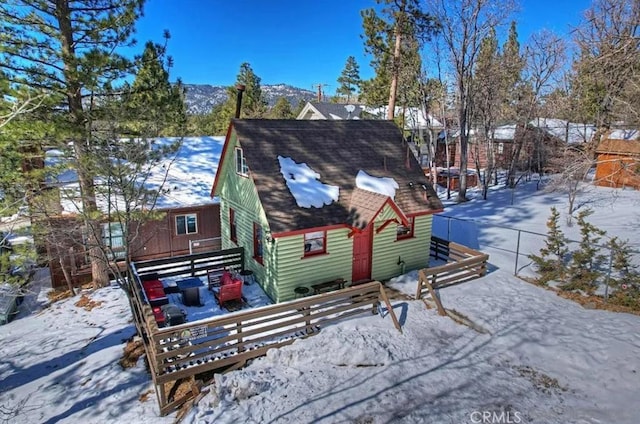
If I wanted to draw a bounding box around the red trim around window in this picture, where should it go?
[396,216,415,240]
[303,231,327,258]
[253,222,264,265]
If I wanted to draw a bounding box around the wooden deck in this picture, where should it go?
[128,248,400,416]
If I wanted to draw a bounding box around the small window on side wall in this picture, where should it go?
[176,214,197,235]
[304,231,326,256]
[396,217,415,240]
[253,222,263,264]
[235,147,248,176]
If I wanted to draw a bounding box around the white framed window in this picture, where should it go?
[176,214,197,235]
[497,142,504,154]
[102,222,125,259]
[304,231,326,256]
[235,147,249,176]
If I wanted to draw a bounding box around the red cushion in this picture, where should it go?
[152,306,165,325]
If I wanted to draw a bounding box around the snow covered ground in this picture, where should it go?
[1,181,640,424]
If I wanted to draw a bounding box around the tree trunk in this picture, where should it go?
[56,0,110,286]
[387,1,405,120]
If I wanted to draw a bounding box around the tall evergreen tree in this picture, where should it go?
[211,63,267,134]
[500,21,524,122]
[337,56,361,102]
[0,0,145,286]
[360,0,437,117]
[269,97,294,119]
[122,40,187,137]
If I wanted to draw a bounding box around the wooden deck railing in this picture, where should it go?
[127,250,400,416]
[417,237,489,314]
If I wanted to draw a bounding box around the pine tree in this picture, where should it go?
[122,40,187,137]
[566,209,607,292]
[269,97,294,119]
[609,237,639,285]
[360,0,437,117]
[529,207,569,284]
[0,1,165,288]
[337,56,361,103]
[211,63,268,134]
[500,21,524,122]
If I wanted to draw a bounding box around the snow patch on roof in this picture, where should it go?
[356,170,399,199]
[531,118,595,144]
[494,124,517,140]
[278,156,339,208]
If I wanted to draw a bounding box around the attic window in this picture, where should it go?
[235,147,248,176]
[304,231,326,257]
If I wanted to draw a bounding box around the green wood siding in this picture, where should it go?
[372,213,432,281]
[218,131,276,300]
[272,228,352,302]
[216,129,434,303]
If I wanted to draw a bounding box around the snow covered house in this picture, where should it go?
[211,119,444,302]
[595,129,640,190]
[43,136,225,289]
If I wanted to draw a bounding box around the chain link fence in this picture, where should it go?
[432,214,640,302]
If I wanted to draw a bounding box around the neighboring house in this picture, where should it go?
[44,136,224,289]
[296,102,366,120]
[530,118,595,145]
[435,119,585,175]
[595,129,640,190]
[211,119,444,302]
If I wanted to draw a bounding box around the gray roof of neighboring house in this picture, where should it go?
[530,118,595,144]
[228,119,443,234]
[308,102,366,120]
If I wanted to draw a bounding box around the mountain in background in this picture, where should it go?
[183,83,317,115]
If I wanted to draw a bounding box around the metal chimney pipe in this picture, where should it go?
[235,84,246,119]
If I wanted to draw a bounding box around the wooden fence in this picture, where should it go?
[417,237,489,315]
[128,249,400,416]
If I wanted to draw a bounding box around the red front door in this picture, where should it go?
[352,225,372,282]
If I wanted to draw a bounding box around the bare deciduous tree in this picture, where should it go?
[544,146,594,224]
[425,0,516,202]
[507,30,566,187]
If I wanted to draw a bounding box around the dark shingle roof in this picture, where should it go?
[231,119,443,234]
[309,102,366,120]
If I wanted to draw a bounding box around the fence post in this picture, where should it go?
[447,217,451,241]
[514,230,521,276]
[604,248,613,302]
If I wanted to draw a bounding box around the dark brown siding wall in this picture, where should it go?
[48,204,221,289]
[130,204,221,261]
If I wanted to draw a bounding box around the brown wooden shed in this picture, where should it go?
[594,131,640,190]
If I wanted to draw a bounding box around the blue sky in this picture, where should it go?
[132,0,592,94]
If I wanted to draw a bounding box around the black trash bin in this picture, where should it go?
[161,304,186,326]
[240,270,254,286]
